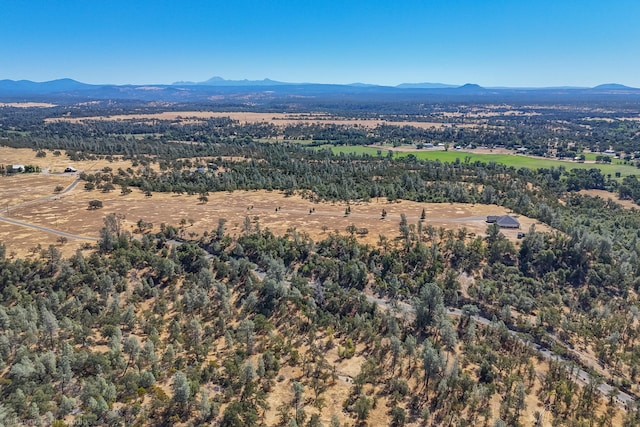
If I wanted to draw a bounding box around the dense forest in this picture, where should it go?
[2,101,640,425]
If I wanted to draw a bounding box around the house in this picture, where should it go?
[11,164,24,172]
[486,215,521,229]
[496,215,520,229]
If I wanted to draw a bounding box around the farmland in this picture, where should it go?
[322,144,640,178]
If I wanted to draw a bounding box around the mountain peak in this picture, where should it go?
[172,76,286,86]
[204,76,226,82]
[0,78,92,93]
[593,83,638,90]
[457,83,483,90]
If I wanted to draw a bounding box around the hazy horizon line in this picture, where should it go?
[1,76,638,90]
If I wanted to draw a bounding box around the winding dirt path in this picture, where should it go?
[366,295,635,409]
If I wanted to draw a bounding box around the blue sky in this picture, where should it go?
[2,0,639,87]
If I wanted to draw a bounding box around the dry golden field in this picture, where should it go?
[45,111,481,129]
[0,102,57,108]
[0,150,547,258]
[0,148,548,258]
[0,146,138,173]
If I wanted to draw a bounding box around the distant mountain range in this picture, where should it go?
[173,77,461,89]
[172,76,290,86]
[0,77,639,104]
[0,78,93,94]
[396,82,458,89]
[169,77,640,91]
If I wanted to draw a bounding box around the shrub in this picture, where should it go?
[88,200,103,210]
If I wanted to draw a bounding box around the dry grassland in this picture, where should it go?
[0,146,138,173]
[45,111,480,129]
[579,189,638,209]
[1,184,547,259]
[0,148,548,257]
[0,102,57,108]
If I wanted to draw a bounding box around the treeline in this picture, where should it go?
[2,101,640,157]
[76,141,545,209]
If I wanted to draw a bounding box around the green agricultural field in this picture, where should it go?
[258,138,319,145]
[2,130,30,137]
[322,145,640,178]
[126,133,163,140]
[320,144,384,156]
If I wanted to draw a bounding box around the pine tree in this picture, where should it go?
[172,371,190,408]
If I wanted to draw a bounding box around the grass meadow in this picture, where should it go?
[318,145,640,178]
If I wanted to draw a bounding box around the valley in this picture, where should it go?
[1,97,640,426]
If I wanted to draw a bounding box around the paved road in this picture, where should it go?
[0,215,98,242]
[0,175,97,241]
[1,175,81,213]
[366,294,635,409]
[60,175,82,194]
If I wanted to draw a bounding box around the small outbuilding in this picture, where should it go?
[64,166,77,173]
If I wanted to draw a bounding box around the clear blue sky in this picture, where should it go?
[2,0,639,87]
